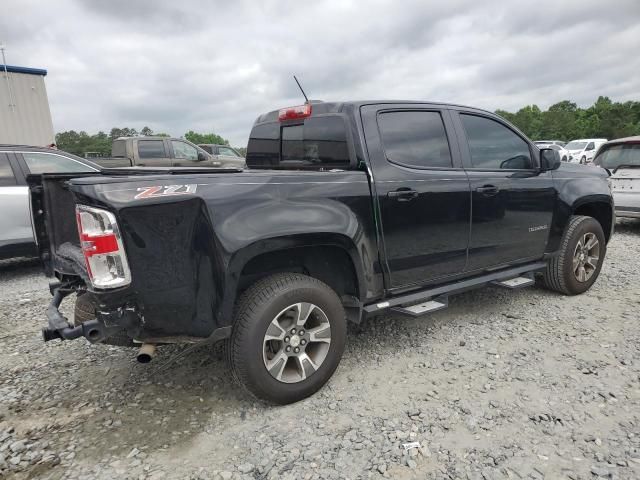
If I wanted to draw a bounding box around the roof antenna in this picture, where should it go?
[293,75,309,104]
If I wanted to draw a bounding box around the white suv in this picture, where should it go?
[565,139,608,164]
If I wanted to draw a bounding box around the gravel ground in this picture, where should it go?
[1,219,639,480]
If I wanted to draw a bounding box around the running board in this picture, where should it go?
[392,297,448,317]
[365,261,546,316]
[491,275,535,289]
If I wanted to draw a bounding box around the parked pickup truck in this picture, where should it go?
[29,101,614,404]
[92,136,241,169]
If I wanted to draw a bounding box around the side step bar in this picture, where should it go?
[491,275,535,289]
[365,262,546,317]
[392,296,448,317]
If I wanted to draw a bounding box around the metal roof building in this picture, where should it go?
[0,64,55,146]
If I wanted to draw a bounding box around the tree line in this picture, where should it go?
[56,96,640,157]
[495,96,640,142]
[55,126,232,157]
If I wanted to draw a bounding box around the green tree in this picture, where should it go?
[141,126,154,136]
[184,130,229,145]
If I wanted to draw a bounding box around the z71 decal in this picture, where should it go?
[134,184,198,200]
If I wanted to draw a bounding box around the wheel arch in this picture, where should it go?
[219,233,368,326]
[573,199,614,243]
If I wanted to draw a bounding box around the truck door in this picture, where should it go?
[361,105,471,289]
[0,152,33,251]
[450,110,556,271]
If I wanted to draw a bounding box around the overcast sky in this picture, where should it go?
[2,0,640,146]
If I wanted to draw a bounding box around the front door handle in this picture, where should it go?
[387,188,419,202]
[475,185,499,196]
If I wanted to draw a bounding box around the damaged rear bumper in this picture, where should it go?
[42,282,120,343]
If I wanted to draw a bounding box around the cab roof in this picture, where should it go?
[253,100,497,124]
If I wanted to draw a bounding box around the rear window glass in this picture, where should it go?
[595,143,640,169]
[112,140,126,157]
[0,155,16,185]
[247,116,350,169]
[246,123,280,167]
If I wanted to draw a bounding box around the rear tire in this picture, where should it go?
[74,293,134,347]
[227,273,346,404]
[541,215,605,295]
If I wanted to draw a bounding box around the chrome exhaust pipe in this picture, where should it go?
[136,343,156,364]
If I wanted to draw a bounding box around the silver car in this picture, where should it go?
[593,136,640,219]
[0,146,99,259]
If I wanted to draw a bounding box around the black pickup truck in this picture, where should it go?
[29,101,614,404]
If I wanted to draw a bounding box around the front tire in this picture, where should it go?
[227,273,346,404]
[541,215,605,295]
[580,156,586,164]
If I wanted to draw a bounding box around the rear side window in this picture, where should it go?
[247,116,350,169]
[461,114,533,170]
[378,111,452,168]
[0,154,16,185]
[22,152,96,174]
[138,140,166,158]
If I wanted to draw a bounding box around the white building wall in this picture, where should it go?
[0,70,55,146]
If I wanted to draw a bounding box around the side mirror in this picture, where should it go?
[197,151,207,162]
[540,148,561,171]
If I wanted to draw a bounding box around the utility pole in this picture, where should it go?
[0,43,16,112]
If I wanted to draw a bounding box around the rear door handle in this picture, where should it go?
[387,189,419,201]
[475,185,499,196]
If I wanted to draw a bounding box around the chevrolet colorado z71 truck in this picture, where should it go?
[29,101,614,404]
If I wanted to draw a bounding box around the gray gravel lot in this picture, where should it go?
[1,220,639,480]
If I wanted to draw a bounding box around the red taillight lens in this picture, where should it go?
[76,205,131,289]
[278,104,312,121]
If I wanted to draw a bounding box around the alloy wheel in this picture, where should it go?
[572,232,600,282]
[262,302,331,383]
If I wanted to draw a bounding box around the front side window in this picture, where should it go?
[22,152,96,174]
[171,141,198,160]
[0,155,16,185]
[218,146,240,157]
[586,142,595,151]
[460,114,533,170]
[138,140,166,158]
[378,111,452,168]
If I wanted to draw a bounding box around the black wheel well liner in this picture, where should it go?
[238,244,360,300]
[573,201,613,242]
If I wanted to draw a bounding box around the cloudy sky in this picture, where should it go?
[2,0,639,146]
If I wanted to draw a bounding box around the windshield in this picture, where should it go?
[565,141,587,150]
[594,143,640,169]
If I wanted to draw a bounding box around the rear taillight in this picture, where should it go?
[278,104,312,121]
[76,205,131,289]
